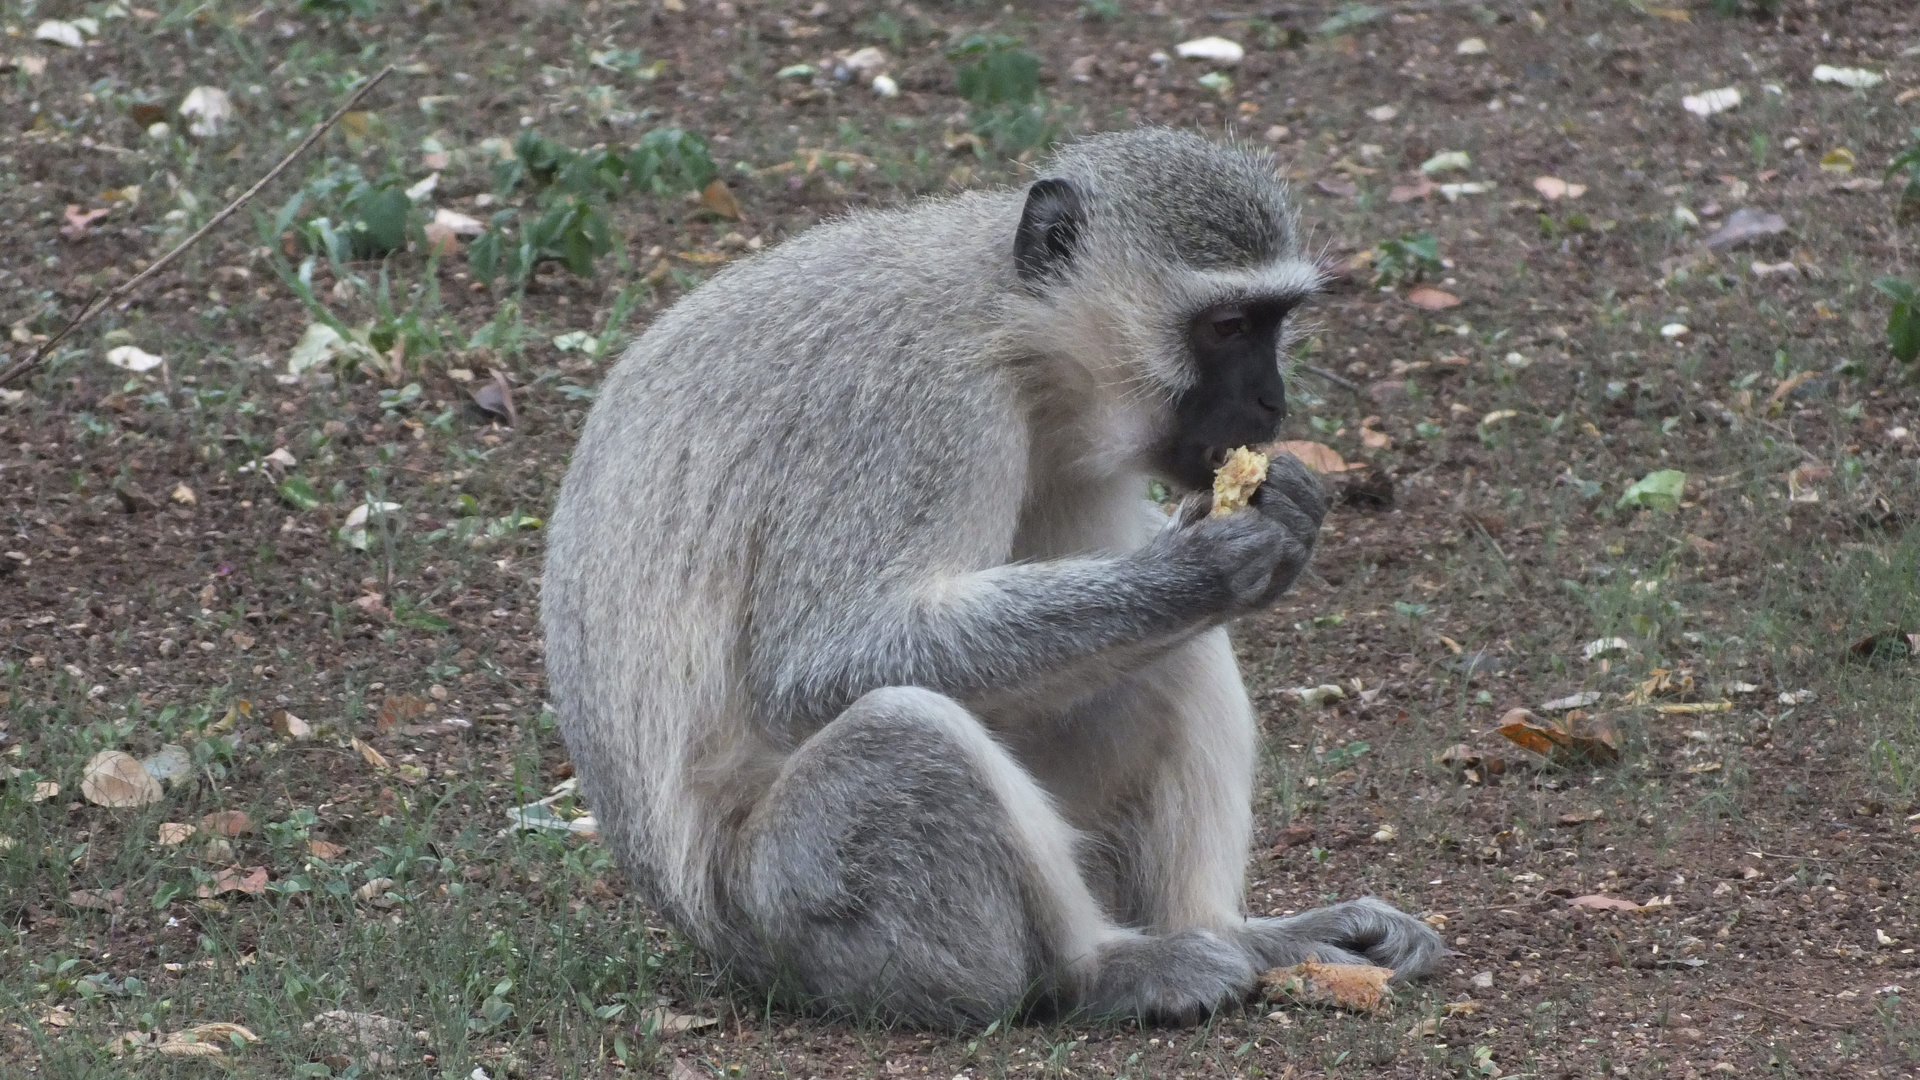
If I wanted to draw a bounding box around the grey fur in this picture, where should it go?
[541,128,1443,1028]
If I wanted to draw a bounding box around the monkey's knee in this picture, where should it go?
[737,690,1044,1024]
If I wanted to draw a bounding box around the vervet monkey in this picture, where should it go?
[542,128,1442,1027]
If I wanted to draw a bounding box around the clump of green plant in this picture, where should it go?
[470,127,718,288]
[1371,232,1440,285]
[947,33,1059,155]
[1873,277,1920,364]
[1888,128,1920,226]
[274,163,420,261]
[299,0,379,22]
[1709,0,1784,17]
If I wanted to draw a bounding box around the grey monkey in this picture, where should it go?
[541,128,1444,1027]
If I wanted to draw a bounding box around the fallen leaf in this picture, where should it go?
[1174,36,1244,63]
[1812,64,1884,89]
[1267,440,1356,474]
[1556,810,1605,825]
[354,877,395,901]
[106,345,164,372]
[1532,176,1587,201]
[68,887,126,911]
[1315,178,1359,198]
[641,1008,721,1034]
[306,1009,407,1047]
[1701,207,1787,251]
[269,709,312,739]
[1261,961,1394,1012]
[1388,177,1435,203]
[60,205,110,240]
[157,822,197,845]
[1616,469,1686,511]
[1405,287,1461,311]
[1819,147,1857,174]
[1498,707,1620,767]
[1568,893,1640,911]
[432,207,485,236]
[197,865,269,897]
[308,839,345,859]
[1582,637,1633,661]
[31,780,60,803]
[350,737,390,770]
[170,483,197,506]
[34,20,87,47]
[471,370,516,426]
[140,743,192,785]
[1643,6,1690,20]
[339,110,373,138]
[81,750,164,808]
[1651,702,1731,715]
[1436,181,1495,200]
[377,695,427,731]
[200,810,253,837]
[1360,426,1392,449]
[700,179,741,219]
[1455,37,1488,55]
[1681,87,1741,118]
[177,86,234,138]
[1849,631,1920,663]
[1420,150,1471,175]
[340,501,403,551]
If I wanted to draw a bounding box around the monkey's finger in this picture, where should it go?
[1171,491,1214,529]
[1256,455,1330,521]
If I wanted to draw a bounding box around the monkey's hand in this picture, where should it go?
[1159,452,1326,615]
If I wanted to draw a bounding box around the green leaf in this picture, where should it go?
[1616,469,1687,511]
[1874,276,1919,305]
[277,476,322,511]
[1318,3,1384,36]
[1890,299,1920,363]
[349,186,411,256]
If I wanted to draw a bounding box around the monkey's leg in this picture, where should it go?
[1088,633,1446,982]
[736,686,1255,1027]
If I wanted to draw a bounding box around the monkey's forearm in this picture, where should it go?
[766,552,1230,729]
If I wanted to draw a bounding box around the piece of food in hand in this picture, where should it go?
[1211,446,1270,517]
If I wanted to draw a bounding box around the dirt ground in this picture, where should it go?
[4,0,1920,1077]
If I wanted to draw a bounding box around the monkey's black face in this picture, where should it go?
[1156,300,1294,491]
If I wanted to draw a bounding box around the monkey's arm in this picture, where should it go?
[763,504,1302,730]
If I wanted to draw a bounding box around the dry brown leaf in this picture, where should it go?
[640,1008,720,1034]
[1388,177,1435,203]
[1568,893,1644,912]
[68,887,126,911]
[376,695,426,732]
[157,822,197,845]
[1531,176,1588,201]
[1651,702,1731,715]
[1261,961,1394,1012]
[339,110,372,138]
[354,877,396,901]
[31,780,60,803]
[350,737,390,770]
[1316,178,1359,198]
[1267,440,1356,474]
[308,839,346,859]
[1850,630,1920,662]
[81,750,164,808]
[198,866,269,897]
[700,179,742,219]
[60,204,110,240]
[1360,426,1392,450]
[1405,286,1462,310]
[1496,707,1620,767]
[199,810,253,837]
[269,709,313,739]
[668,1060,705,1080]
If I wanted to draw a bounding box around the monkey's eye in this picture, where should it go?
[1207,308,1251,339]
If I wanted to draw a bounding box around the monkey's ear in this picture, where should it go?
[1014,178,1084,286]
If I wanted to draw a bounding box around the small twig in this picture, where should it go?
[1210,0,1513,19]
[1299,363,1362,394]
[0,65,394,390]
[1720,995,1850,1032]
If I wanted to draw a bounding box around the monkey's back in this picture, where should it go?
[542,191,1041,940]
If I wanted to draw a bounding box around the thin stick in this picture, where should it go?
[1299,363,1362,394]
[0,65,395,390]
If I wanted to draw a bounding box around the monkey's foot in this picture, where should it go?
[1077,929,1257,1025]
[1236,898,1446,982]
